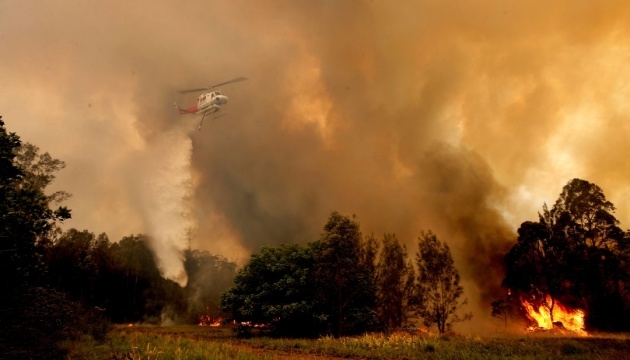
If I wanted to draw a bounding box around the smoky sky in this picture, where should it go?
[3,0,630,330]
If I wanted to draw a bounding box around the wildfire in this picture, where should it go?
[198,314,222,327]
[521,295,586,335]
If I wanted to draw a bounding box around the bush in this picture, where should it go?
[0,287,110,359]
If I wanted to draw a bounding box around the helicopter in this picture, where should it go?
[174,76,247,130]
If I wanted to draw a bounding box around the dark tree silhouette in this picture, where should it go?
[415,231,472,333]
[311,212,377,337]
[376,233,414,333]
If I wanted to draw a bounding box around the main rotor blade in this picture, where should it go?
[177,87,211,94]
[207,76,248,89]
[177,77,248,94]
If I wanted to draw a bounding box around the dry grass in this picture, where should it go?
[65,325,630,359]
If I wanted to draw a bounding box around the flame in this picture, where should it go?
[521,295,586,335]
[198,314,222,327]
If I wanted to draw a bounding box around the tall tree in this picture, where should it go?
[415,231,471,333]
[0,117,77,357]
[376,233,413,333]
[311,212,377,337]
[502,179,630,330]
[107,234,169,322]
[0,117,71,292]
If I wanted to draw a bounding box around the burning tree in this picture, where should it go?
[502,178,630,332]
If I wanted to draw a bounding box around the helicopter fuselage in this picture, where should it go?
[197,91,228,114]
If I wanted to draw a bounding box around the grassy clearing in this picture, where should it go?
[65,325,630,360]
[243,332,630,359]
[64,326,273,360]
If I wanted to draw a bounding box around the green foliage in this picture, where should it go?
[221,212,378,338]
[105,234,183,323]
[415,230,472,333]
[362,233,379,284]
[221,243,319,337]
[45,229,100,299]
[0,117,78,358]
[376,233,414,333]
[14,142,71,205]
[1,118,241,356]
[41,228,237,325]
[311,211,377,337]
[1,287,109,359]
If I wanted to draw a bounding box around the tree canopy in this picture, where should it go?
[221,244,319,337]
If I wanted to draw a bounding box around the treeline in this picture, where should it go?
[220,212,471,338]
[220,180,630,336]
[497,178,630,332]
[43,230,237,324]
[0,118,237,358]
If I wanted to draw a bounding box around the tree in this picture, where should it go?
[221,244,319,337]
[502,179,630,331]
[311,212,377,337]
[184,249,237,323]
[107,234,179,323]
[491,298,513,329]
[551,179,624,251]
[376,233,414,333]
[502,219,566,319]
[14,142,71,205]
[361,233,379,288]
[0,117,83,358]
[45,229,99,303]
[0,118,70,293]
[415,231,471,333]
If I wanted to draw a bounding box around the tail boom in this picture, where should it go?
[173,102,198,115]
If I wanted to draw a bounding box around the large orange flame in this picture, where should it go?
[521,295,586,335]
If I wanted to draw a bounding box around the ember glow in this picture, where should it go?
[521,295,586,335]
[198,315,222,327]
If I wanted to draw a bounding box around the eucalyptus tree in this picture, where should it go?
[415,231,471,333]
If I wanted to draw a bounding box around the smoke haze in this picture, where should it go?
[2,0,630,329]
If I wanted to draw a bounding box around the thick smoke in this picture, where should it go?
[3,0,630,330]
